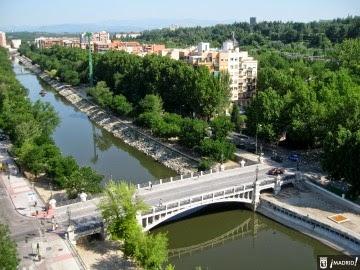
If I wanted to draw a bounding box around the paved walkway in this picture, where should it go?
[0,138,83,270]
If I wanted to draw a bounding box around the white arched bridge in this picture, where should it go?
[54,163,296,239]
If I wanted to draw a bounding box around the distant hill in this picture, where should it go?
[2,18,226,33]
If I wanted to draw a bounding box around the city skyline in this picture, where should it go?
[0,0,359,30]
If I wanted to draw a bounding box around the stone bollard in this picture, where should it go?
[170,177,173,182]
[210,169,213,174]
[160,179,162,185]
[240,159,246,168]
[191,172,194,179]
[220,164,225,171]
[49,199,57,209]
[180,175,183,180]
[200,171,203,176]
[137,184,140,189]
[79,192,87,202]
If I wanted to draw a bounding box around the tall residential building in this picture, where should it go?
[250,17,257,26]
[0,32,6,47]
[185,40,257,106]
[80,31,110,50]
[11,39,22,49]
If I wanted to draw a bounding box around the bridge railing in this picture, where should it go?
[141,183,256,217]
[137,166,242,190]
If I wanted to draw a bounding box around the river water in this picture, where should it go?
[13,59,340,270]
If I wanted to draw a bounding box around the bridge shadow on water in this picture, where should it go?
[151,202,266,259]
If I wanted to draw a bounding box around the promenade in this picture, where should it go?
[0,137,84,270]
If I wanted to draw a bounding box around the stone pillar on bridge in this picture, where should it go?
[274,175,282,195]
[240,160,246,168]
[66,225,76,245]
[79,192,87,202]
[252,181,260,211]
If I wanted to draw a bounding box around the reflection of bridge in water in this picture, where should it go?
[168,216,266,259]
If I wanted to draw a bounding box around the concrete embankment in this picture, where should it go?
[258,186,360,255]
[17,55,199,175]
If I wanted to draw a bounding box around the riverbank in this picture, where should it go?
[17,54,201,175]
[258,182,360,255]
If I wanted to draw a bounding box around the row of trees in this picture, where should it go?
[100,181,173,270]
[0,47,102,199]
[88,87,236,165]
[245,39,360,196]
[137,17,360,50]
[20,45,231,120]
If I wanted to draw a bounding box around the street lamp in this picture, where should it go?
[66,207,71,226]
[255,124,262,155]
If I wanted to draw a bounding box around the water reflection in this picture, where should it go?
[153,204,340,270]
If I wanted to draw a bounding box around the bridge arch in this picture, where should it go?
[140,196,254,231]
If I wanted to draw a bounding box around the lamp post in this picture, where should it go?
[66,207,71,226]
[255,124,262,155]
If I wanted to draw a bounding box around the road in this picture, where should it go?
[54,162,295,224]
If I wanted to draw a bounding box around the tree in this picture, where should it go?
[135,112,163,129]
[179,118,208,148]
[32,100,60,137]
[100,181,148,240]
[210,115,234,140]
[0,224,19,270]
[138,94,164,114]
[112,94,133,116]
[322,128,360,197]
[100,181,169,269]
[88,81,113,107]
[137,232,169,270]
[62,70,80,85]
[231,105,246,133]
[63,167,102,198]
[199,138,236,162]
[47,155,79,187]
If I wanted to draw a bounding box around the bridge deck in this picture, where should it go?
[138,163,272,206]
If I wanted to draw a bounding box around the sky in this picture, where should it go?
[0,0,359,27]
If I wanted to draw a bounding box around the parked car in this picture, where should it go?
[288,153,300,162]
[267,168,285,175]
[271,155,283,163]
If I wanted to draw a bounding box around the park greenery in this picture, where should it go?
[245,38,360,196]
[0,47,102,198]
[137,17,360,52]
[19,44,236,165]
[17,16,360,195]
[0,224,19,270]
[100,181,173,270]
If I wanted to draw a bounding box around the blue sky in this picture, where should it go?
[0,0,359,27]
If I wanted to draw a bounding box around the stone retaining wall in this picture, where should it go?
[258,199,360,255]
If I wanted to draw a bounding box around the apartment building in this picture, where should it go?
[185,40,257,106]
[80,31,111,51]
[35,37,80,49]
[110,40,142,53]
[0,32,6,47]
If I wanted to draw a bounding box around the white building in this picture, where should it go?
[0,31,6,47]
[11,39,22,49]
[115,32,141,39]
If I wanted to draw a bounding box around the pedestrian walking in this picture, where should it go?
[159,199,163,207]
[150,182,153,190]
[55,223,59,230]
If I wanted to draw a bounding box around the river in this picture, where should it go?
[13,59,340,270]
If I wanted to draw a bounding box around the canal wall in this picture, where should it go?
[17,55,199,175]
[258,199,360,255]
[303,178,360,214]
